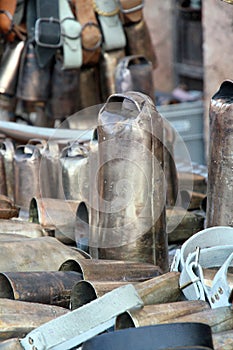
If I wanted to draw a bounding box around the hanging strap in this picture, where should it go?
[93,0,126,51]
[73,0,102,66]
[59,0,82,69]
[34,0,61,68]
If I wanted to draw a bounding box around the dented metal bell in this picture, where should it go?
[90,92,168,271]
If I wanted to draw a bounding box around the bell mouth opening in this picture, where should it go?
[29,197,39,224]
[71,280,97,310]
[76,202,89,252]
[115,311,136,330]
[0,273,14,299]
[59,259,83,278]
[212,80,233,102]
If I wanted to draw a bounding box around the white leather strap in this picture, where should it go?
[59,0,82,69]
[171,226,233,308]
[93,0,126,51]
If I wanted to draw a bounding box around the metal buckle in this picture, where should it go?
[35,17,62,48]
[118,0,144,14]
[81,22,103,51]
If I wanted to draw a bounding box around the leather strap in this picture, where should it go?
[0,0,17,42]
[59,0,82,69]
[171,226,233,308]
[93,0,126,51]
[34,0,61,68]
[73,0,102,66]
[82,323,214,350]
[118,0,144,24]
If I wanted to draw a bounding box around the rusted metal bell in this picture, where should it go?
[0,41,25,96]
[46,55,81,121]
[124,20,158,69]
[115,55,155,102]
[115,300,210,329]
[29,197,89,245]
[0,236,86,272]
[0,139,15,201]
[39,140,64,199]
[16,42,52,102]
[93,92,168,271]
[0,298,68,340]
[70,272,181,310]
[60,143,89,201]
[206,80,233,227]
[79,66,102,109]
[0,271,82,308]
[59,258,162,282]
[100,49,125,102]
[13,144,41,216]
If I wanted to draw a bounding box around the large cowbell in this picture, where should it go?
[90,91,168,272]
[206,80,233,227]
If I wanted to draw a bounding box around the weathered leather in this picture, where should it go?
[59,0,82,69]
[82,323,214,350]
[119,0,144,24]
[0,0,17,41]
[93,0,126,51]
[73,0,102,66]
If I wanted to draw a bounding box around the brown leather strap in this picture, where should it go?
[72,0,102,66]
[119,0,144,24]
[0,0,17,41]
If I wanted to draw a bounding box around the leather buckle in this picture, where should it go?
[118,0,144,14]
[35,17,62,48]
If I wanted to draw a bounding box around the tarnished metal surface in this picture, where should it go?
[0,41,25,96]
[70,272,181,309]
[29,197,82,244]
[0,139,15,201]
[180,189,206,210]
[60,143,89,201]
[0,236,85,272]
[13,144,41,214]
[124,20,158,69]
[206,80,233,227]
[93,92,168,271]
[100,49,125,102]
[39,140,64,199]
[0,271,82,308]
[164,306,233,334]
[0,195,19,220]
[115,300,210,329]
[0,121,94,143]
[0,298,68,340]
[0,219,48,238]
[59,258,162,282]
[115,55,155,101]
[0,338,23,350]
